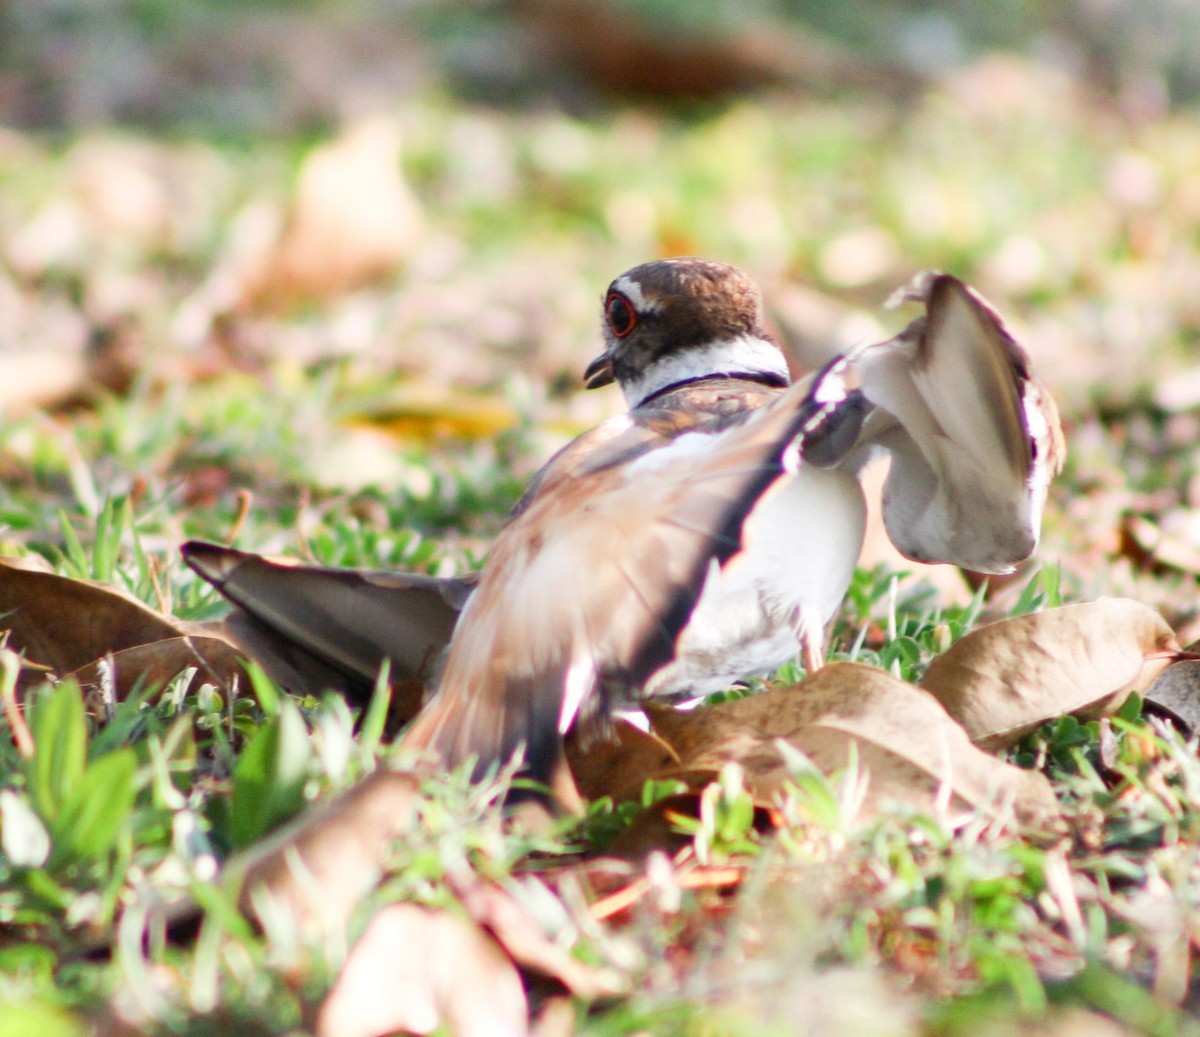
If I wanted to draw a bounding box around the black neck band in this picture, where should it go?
[639,370,790,407]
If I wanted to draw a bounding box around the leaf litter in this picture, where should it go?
[0,558,248,702]
[9,543,1192,1033]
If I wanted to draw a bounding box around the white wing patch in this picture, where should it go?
[559,650,597,734]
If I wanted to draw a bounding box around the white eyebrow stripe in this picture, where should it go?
[610,275,659,312]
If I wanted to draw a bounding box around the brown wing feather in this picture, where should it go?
[402,359,858,783]
[853,273,1063,572]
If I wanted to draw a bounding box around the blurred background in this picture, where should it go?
[2,0,1200,626]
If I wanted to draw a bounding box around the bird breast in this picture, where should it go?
[650,464,865,696]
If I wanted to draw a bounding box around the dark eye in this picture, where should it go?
[605,292,637,338]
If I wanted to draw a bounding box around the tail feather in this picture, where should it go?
[181,541,471,702]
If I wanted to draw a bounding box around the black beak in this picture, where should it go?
[583,354,615,389]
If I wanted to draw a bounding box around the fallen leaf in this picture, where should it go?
[0,347,90,414]
[339,384,522,443]
[244,117,423,309]
[648,664,1059,828]
[565,717,679,803]
[230,769,421,940]
[315,903,527,1037]
[0,560,183,675]
[0,561,248,701]
[920,598,1180,748]
[518,0,923,100]
[67,636,248,702]
[233,775,622,1028]
[1120,512,1200,577]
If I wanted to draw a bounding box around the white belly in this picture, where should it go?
[652,465,866,695]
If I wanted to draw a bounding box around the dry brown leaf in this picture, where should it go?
[0,560,184,675]
[230,769,421,940]
[648,663,1059,828]
[921,598,1180,748]
[1121,513,1200,578]
[234,773,620,1026]
[315,904,527,1037]
[0,560,249,701]
[67,635,248,702]
[0,348,90,414]
[565,717,679,803]
[243,117,423,309]
[518,0,923,100]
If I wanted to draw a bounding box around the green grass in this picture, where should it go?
[4,487,1199,1035]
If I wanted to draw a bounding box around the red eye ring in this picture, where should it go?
[605,292,637,338]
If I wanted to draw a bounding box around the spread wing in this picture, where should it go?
[402,356,865,783]
[849,272,1064,573]
[181,543,475,702]
[180,382,782,707]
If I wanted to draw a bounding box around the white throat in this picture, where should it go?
[622,335,790,408]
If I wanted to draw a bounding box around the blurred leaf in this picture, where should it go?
[0,999,87,1037]
[231,770,420,938]
[49,748,136,865]
[315,904,527,1037]
[339,387,520,443]
[0,789,51,868]
[27,683,87,825]
[452,879,625,1001]
[1053,961,1193,1037]
[229,698,310,849]
[565,717,679,804]
[0,942,56,979]
[243,117,423,311]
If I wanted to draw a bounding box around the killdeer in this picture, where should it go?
[400,349,866,782]
[184,259,1062,782]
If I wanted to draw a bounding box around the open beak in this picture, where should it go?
[583,353,615,389]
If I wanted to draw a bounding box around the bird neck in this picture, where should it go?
[621,335,790,408]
